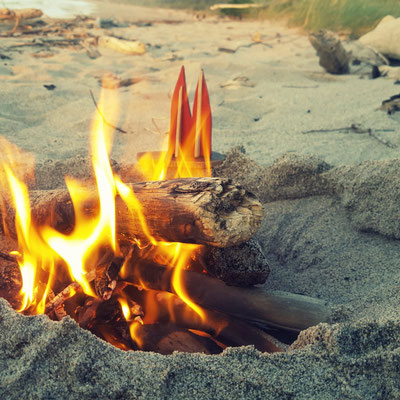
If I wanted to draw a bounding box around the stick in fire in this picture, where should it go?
[1,177,263,248]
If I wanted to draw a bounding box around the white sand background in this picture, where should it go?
[1,2,400,399]
[1,0,399,166]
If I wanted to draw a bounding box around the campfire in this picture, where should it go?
[0,67,330,354]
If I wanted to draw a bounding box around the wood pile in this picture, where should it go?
[0,174,333,355]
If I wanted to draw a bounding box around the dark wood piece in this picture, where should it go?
[134,288,286,353]
[125,261,333,332]
[309,30,349,74]
[201,238,270,286]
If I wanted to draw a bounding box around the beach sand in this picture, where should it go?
[1,2,400,399]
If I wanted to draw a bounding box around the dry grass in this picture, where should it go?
[263,0,400,36]
[112,0,400,36]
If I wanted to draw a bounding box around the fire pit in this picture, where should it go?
[0,67,331,356]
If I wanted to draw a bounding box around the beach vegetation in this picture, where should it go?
[116,0,400,36]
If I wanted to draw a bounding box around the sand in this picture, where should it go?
[1,1,400,399]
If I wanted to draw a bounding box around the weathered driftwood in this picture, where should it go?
[0,8,43,34]
[309,30,349,74]
[133,237,270,286]
[210,3,263,11]
[134,288,286,353]
[0,8,42,22]
[98,36,146,55]
[126,261,332,332]
[2,177,263,247]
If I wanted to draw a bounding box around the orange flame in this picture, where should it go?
[121,67,214,341]
[0,85,120,310]
[41,88,120,297]
[0,138,54,313]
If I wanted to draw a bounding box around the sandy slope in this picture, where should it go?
[1,2,400,399]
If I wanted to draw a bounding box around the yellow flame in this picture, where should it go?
[0,83,121,310]
[118,297,131,321]
[0,71,215,341]
[129,321,144,348]
[0,142,56,313]
[41,89,119,297]
[169,242,205,319]
[6,167,36,311]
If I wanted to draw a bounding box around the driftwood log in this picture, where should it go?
[0,8,43,34]
[125,260,332,332]
[210,4,263,11]
[98,36,146,55]
[0,8,42,22]
[309,30,349,74]
[128,287,286,353]
[1,177,263,247]
[134,237,270,287]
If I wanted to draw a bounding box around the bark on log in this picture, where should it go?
[126,261,333,332]
[309,30,349,74]
[2,177,263,247]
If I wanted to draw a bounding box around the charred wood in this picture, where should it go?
[124,260,332,332]
[200,238,270,286]
[128,287,286,353]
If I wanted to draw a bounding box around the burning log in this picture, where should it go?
[2,177,262,247]
[130,288,286,353]
[125,261,332,332]
[94,257,123,300]
[131,323,223,355]
[44,281,82,315]
[115,177,262,247]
